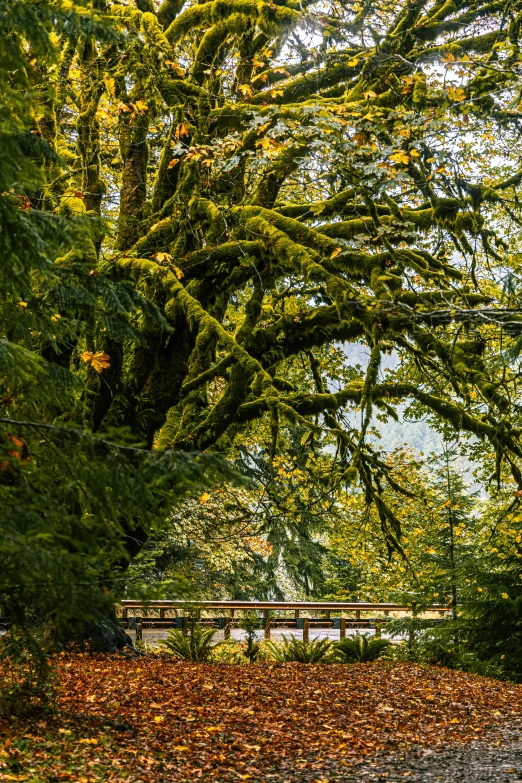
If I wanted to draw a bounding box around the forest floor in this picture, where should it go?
[2,656,522,782]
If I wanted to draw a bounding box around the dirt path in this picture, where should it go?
[262,728,522,782]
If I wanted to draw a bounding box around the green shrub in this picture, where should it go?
[160,624,217,662]
[210,640,247,665]
[0,631,57,716]
[238,612,262,663]
[332,634,391,663]
[265,635,333,663]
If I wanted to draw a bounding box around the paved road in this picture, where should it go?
[127,626,383,646]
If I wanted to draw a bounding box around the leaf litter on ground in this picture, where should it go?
[2,655,522,782]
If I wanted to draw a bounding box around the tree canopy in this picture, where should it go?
[37,0,522,539]
[5,0,522,632]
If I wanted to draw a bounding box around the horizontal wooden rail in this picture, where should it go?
[120,600,450,642]
[119,600,426,611]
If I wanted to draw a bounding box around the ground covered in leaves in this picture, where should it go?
[2,655,522,782]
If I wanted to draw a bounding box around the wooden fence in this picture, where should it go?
[118,600,449,643]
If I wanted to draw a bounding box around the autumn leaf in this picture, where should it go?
[168,158,180,168]
[239,84,254,98]
[447,86,466,102]
[330,247,343,259]
[165,60,185,76]
[390,151,410,165]
[175,122,190,139]
[132,100,148,114]
[81,351,111,373]
[442,52,456,63]
[199,492,211,503]
[173,265,184,280]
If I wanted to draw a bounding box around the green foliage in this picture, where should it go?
[0,0,238,671]
[385,617,503,678]
[210,639,248,665]
[462,561,522,681]
[332,635,392,664]
[238,611,262,663]
[7,0,522,686]
[160,622,218,662]
[0,629,57,717]
[265,635,333,664]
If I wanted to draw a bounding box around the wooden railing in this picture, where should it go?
[119,600,450,643]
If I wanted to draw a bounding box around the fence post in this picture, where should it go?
[121,607,128,620]
[295,608,299,620]
[224,614,231,640]
[355,609,361,621]
[136,616,143,643]
[375,619,382,639]
[182,616,188,637]
[264,609,271,640]
[303,619,309,643]
[160,608,165,619]
[340,617,346,639]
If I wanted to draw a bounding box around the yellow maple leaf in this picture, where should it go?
[132,100,148,114]
[175,122,190,139]
[239,83,253,98]
[447,86,466,102]
[81,351,111,373]
[168,158,180,169]
[199,492,211,504]
[173,265,184,280]
[330,247,342,259]
[390,151,410,165]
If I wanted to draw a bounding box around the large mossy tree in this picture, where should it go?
[5,0,522,581]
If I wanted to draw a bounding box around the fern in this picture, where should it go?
[265,635,333,663]
[160,624,218,662]
[332,634,392,664]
